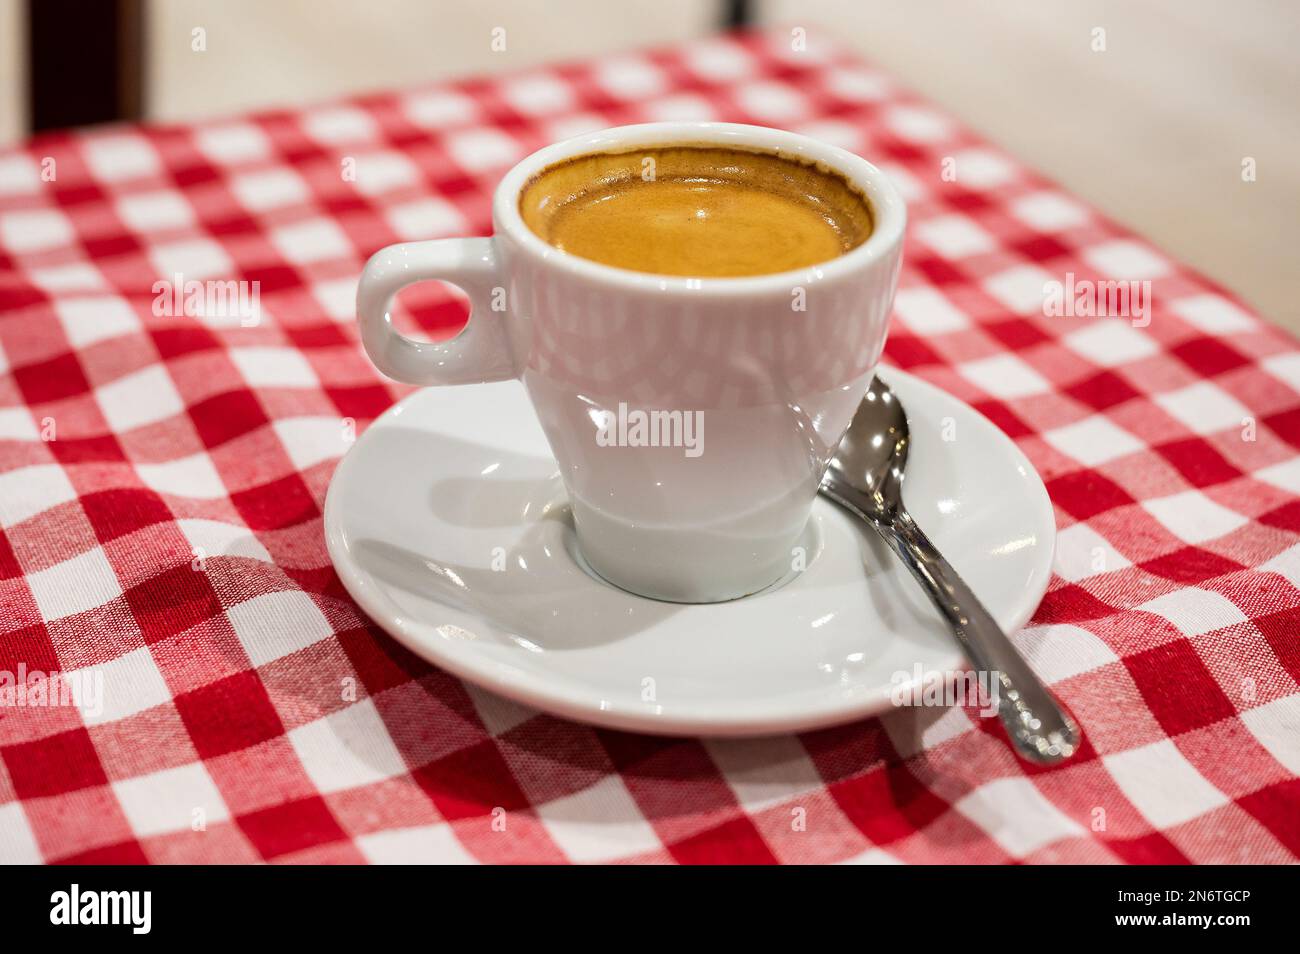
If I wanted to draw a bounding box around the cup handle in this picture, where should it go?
[356,238,516,385]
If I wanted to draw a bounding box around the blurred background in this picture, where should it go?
[0,0,1296,329]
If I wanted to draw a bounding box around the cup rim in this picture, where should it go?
[493,121,906,295]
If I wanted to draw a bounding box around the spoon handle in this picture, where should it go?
[874,509,1080,765]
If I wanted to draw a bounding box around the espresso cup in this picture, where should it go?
[357,122,905,603]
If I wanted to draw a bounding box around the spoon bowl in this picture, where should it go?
[826,374,910,516]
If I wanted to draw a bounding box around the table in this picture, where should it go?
[0,30,1296,864]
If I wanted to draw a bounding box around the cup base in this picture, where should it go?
[566,514,823,604]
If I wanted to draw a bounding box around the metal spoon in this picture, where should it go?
[820,374,1080,765]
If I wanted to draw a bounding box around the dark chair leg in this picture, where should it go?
[722,0,754,29]
[27,0,143,133]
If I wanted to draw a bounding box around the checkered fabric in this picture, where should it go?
[1,30,1297,865]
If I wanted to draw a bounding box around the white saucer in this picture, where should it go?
[324,367,1055,737]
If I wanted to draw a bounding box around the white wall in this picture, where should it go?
[0,0,24,144]
[761,0,1300,328]
[146,0,717,120]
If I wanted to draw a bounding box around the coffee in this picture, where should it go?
[519,145,873,277]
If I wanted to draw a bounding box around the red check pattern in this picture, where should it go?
[1,30,1297,864]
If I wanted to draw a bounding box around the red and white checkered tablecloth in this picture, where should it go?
[0,29,1296,865]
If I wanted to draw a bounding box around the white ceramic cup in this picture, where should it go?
[357,122,905,603]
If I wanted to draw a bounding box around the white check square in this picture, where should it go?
[0,802,41,863]
[644,94,717,123]
[230,168,310,212]
[178,519,272,563]
[544,113,613,143]
[149,238,233,281]
[351,152,417,196]
[0,154,41,195]
[270,218,352,265]
[31,262,105,293]
[1260,353,1300,390]
[1137,588,1248,637]
[499,75,574,116]
[1011,623,1120,683]
[1103,739,1228,828]
[537,776,661,862]
[386,198,465,240]
[1043,415,1144,466]
[1260,543,1300,589]
[914,705,976,753]
[957,353,1050,398]
[1239,696,1300,776]
[96,365,184,432]
[113,762,230,837]
[1052,521,1131,582]
[116,191,194,231]
[951,148,1016,188]
[0,463,78,528]
[302,106,376,144]
[403,89,478,128]
[915,215,994,257]
[445,128,522,172]
[706,736,825,813]
[1254,457,1300,495]
[1083,239,1171,279]
[0,407,37,440]
[464,683,538,736]
[885,106,953,143]
[83,134,159,182]
[71,646,172,725]
[1171,294,1254,334]
[840,847,903,864]
[194,123,271,164]
[135,451,227,500]
[684,40,754,82]
[55,296,140,349]
[1153,381,1252,435]
[230,346,318,388]
[1063,320,1158,367]
[737,81,806,121]
[892,287,969,334]
[1010,191,1089,231]
[274,417,351,471]
[228,591,334,667]
[824,67,892,102]
[794,120,861,151]
[983,264,1055,315]
[1142,490,1248,545]
[595,57,666,100]
[310,277,357,321]
[1,209,73,253]
[27,547,123,621]
[954,777,1084,857]
[358,825,477,864]
[288,700,408,794]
